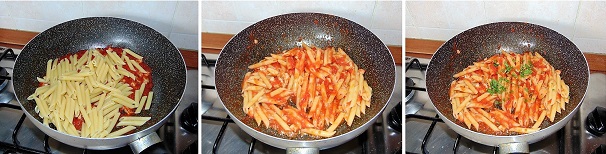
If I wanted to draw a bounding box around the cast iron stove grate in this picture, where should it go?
[0,48,50,154]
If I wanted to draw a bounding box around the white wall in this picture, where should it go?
[0,1,198,50]
[201,1,403,46]
[406,1,606,54]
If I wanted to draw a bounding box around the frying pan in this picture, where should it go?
[214,13,396,153]
[12,17,186,153]
[426,22,589,153]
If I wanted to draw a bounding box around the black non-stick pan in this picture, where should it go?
[425,22,588,153]
[214,13,396,151]
[13,17,186,152]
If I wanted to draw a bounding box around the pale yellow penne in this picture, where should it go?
[509,127,539,134]
[270,111,290,131]
[103,103,122,116]
[106,126,136,138]
[135,96,147,114]
[117,67,135,79]
[40,84,58,99]
[125,56,135,71]
[108,51,125,65]
[96,81,120,93]
[134,89,141,108]
[120,116,152,121]
[111,97,136,108]
[248,59,277,69]
[90,108,98,133]
[110,92,136,107]
[43,117,50,127]
[130,59,148,73]
[463,113,472,129]
[105,110,121,132]
[346,106,356,126]
[253,111,262,126]
[145,91,154,110]
[269,88,286,97]
[301,128,335,138]
[116,120,147,126]
[66,117,82,137]
[257,106,270,128]
[34,97,50,118]
[326,112,345,132]
[124,48,143,60]
[78,105,92,128]
[46,59,53,78]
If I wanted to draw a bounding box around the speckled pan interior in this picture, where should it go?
[215,13,395,140]
[426,22,589,135]
[13,17,186,135]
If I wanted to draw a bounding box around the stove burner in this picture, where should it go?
[387,102,402,132]
[593,144,606,154]
[586,106,606,136]
[0,48,15,93]
[180,103,198,134]
[0,67,8,91]
[405,77,415,102]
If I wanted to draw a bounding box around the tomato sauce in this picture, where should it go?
[73,116,84,131]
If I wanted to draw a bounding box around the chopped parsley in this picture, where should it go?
[493,61,499,67]
[520,63,533,77]
[487,78,506,94]
[504,63,512,74]
[499,77,510,83]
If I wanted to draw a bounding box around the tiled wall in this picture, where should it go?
[406,1,606,54]
[201,1,403,46]
[0,1,198,50]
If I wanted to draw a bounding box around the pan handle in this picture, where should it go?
[498,142,529,154]
[286,147,319,154]
[129,132,170,154]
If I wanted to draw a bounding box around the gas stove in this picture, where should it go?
[201,53,403,154]
[404,56,606,154]
[0,47,198,154]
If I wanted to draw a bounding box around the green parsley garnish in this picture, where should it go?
[499,77,510,83]
[504,63,512,74]
[493,61,499,67]
[520,63,533,77]
[487,79,506,94]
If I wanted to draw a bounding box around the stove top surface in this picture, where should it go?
[404,57,606,153]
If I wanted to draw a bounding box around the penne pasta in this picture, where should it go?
[450,51,569,135]
[120,116,151,121]
[106,126,136,138]
[116,120,148,126]
[240,43,372,138]
[30,47,153,138]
